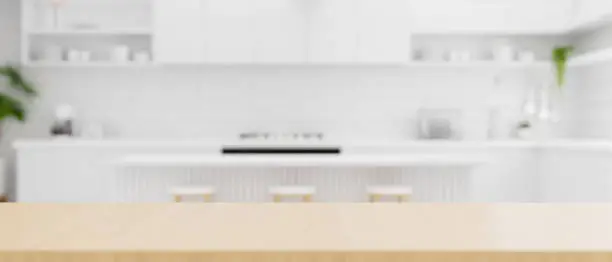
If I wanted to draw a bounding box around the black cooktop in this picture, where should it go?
[222,146,341,155]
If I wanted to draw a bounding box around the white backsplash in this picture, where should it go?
[8,67,535,142]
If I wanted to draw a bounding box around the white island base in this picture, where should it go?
[15,140,612,203]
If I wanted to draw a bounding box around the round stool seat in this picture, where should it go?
[170,186,216,202]
[269,186,316,202]
[367,186,413,202]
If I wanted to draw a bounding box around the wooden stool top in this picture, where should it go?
[367,186,413,196]
[269,186,316,196]
[170,186,216,196]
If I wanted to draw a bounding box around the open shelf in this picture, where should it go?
[570,47,612,67]
[24,61,157,68]
[22,61,549,69]
[407,61,550,69]
[27,28,153,36]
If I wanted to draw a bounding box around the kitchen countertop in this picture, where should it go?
[1,204,612,252]
[13,139,612,151]
[119,154,489,167]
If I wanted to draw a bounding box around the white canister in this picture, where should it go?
[492,40,516,62]
[80,51,92,62]
[448,50,472,62]
[111,45,130,62]
[67,49,81,62]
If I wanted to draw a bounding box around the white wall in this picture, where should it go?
[0,0,574,198]
[20,68,534,140]
[0,0,22,198]
[571,25,612,138]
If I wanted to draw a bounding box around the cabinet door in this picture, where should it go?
[573,0,612,28]
[307,0,359,63]
[506,0,572,33]
[202,0,256,63]
[356,0,412,63]
[412,0,571,34]
[411,0,477,33]
[154,0,205,63]
[252,0,307,63]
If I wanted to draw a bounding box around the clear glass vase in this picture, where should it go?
[520,80,565,140]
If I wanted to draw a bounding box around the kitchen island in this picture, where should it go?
[13,139,612,203]
[0,204,611,261]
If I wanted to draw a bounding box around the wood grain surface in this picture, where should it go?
[1,204,612,260]
[0,252,612,262]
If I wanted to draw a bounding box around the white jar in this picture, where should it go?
[67,49,81,62]
[492,40,516,62]
[111,45,130,62]
[80,51,92,62]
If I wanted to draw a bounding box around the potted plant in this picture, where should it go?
[553,46,574,90]
[0,65,37,201]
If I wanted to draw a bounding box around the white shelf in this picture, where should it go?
[570,48,612,67]
[407,61,550,69]
[22,61,550,68]
[24,61,157,68]
[27,28,153,36]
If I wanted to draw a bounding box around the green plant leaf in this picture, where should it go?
[0,65,37,96]
[0,93,26,122]
[552,46,574,88]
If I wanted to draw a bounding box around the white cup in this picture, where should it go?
[493,45,516,62]
[111,45,130,62]
[67,50,81,62]
[80,51,92,62]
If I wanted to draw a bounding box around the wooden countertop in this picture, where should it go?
[1,204,612,252]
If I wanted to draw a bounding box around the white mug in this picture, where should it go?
[80,51,92,62]
[67,50,81,62]
[111,45,130,62]
[493,45,516,62]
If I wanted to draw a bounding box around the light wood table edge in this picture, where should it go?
[1,252,611,262]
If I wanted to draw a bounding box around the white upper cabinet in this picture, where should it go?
[202,0,256,63]
[572,0,612,30]
[307,0,360,63]
[251,0,308,63]
[412,0,573,34]
[154,0,205,63]
[307,0,412,64]
[154,0,413,64]
[356,0,412,63]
